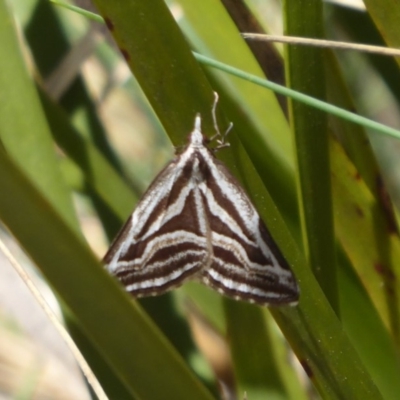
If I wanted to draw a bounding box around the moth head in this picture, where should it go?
[188,114,206,148]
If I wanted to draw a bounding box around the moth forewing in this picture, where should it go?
[195,146,299,305]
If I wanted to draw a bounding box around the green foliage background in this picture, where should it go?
[1,0,400,399]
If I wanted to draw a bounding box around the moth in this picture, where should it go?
[104,97,299,306]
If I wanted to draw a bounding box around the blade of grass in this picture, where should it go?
[225,301,307,400]
[3,3,148,396]
[228,140,382,399]
[363,0,400,69]
[174,3,303,397]
[24,0,132,210]
[337,248,400,400]
[0,0,79,235]
[39,89,137,221]
[177,0,292,157]
[325,51,381,194]
[328,4,400,105]
[331,137,400,338]
[91,0,218,144]
[283,0,337,310]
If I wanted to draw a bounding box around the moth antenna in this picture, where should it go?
[210,91,233,151]
[211,92,221,138]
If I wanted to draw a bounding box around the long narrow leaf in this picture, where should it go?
[0,0,79,234]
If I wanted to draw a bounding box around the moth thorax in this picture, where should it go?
[192,158,204,182]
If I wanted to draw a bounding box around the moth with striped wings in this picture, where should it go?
[104,96,299,306]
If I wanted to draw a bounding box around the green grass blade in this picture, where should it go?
[325,51,381,194]
[363,0,400,67]
[39,90,137,221]
[283,0,337,310]
[331,137,400,337]
[225,301,306,400]
[338,248,400,400]
[91,0,217,144]
[0,0,79,234]
[175,2,304,397]
[225,139,382,399]
[328,4,400,106]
